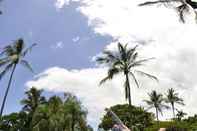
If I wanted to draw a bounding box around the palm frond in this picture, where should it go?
[127,45,138,60]
[139,0,180,6]
[135,70,158,82]
[3,45,15,56]
[99,67,120,85]
[20,60,34,73]
[0,63,13,80]
[176,4,189,23]
[22,43,37,57]
[133,57,155,65]
[118,43,127,61]
[103,50,117,60]
[0,58,9,67]
[129,72,140,88]
[95,57,110,64]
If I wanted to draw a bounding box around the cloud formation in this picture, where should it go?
[41,0,197,129]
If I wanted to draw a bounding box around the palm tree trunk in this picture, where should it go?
[125,73,131,106]
[156,108,159,128]
[0,63,17,117]
[172,103,175,119]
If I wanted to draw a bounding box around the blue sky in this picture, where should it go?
[0,0,111,122]
[2,0,197,130]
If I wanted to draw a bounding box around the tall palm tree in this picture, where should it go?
[165,88,184,119]
[139,0,197,23]
[96,43,157,105]
[144,90,169,126]
[0,38,36,117]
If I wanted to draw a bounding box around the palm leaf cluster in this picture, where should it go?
[139,0,197,23]
[96,43,157,105]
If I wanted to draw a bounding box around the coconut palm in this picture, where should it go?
[144,90,169,126]
[96,43,157,105]
[176,109,187,121]
[139,0,197,23]
[165,88,184,119]
[0,38,36,117]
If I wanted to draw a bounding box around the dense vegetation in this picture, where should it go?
[99,104,154,131]
[0,87,93,131]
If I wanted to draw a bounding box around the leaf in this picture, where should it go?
[0,63,13,80]
[0,58,9,68]
[22,43,37,57]
[129,72,140,88]
[99,67,120,85]
[135,70,158,82]
[20,60,34,73]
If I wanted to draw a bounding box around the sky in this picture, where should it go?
[1,0,197,130]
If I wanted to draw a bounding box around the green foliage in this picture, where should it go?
[145,121,191,131]
[0,88,92,131]
[99,104,154,131]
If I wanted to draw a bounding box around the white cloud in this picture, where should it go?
[42,0,197,129]
[72,36,80,43]
[75,0,197,119]
[50,41,64,49]
[26,67,126,129]
[54,0,80,9]
[55,0,69,9]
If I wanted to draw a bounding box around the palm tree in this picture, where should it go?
[21,87,46,114]
[139,0,197,23]
[165,88,184,119]
[176,109,187,121]
[64,95,87,131]
[32,96,64,131]
[96,43,157,105]
[21,87,46,129]
[0,38,36,117]
[144,90,169,126]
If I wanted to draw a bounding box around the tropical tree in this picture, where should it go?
[20,87,46,129]
[31,96,64,131]
[176,109,187,121]
[21,87,46,114]
[139,0,197,23]
[32,94,89,131]
[99,104,154,131]
[96,43,157,105]
[165,88,184,119]
[144,90,169,126]
[0,38,36,117]
[63,95,88,131]
[0,112,29,131]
